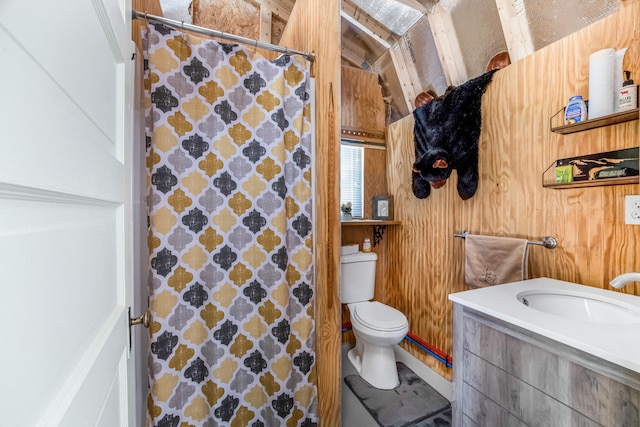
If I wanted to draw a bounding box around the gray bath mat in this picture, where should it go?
[344,362,451,427]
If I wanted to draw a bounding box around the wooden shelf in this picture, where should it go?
[550,108,639,134]
[546,108,639,188]
[341,220,400,246]
[340,220,400,226]
[543,176,639,189]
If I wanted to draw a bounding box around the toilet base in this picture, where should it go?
[347,343,400,390]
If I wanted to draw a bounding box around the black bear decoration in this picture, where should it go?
[412,70,496,200]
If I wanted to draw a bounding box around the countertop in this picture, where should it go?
[449,277,640,374]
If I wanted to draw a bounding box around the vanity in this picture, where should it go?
[449,278,640,426]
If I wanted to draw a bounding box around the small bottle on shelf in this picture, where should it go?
[564,95,587,125]
[362,237,372,253]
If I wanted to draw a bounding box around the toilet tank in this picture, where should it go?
[340,251,377,303]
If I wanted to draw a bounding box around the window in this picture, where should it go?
[340,143,364,218]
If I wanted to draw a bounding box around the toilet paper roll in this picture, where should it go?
[589,48,615,119]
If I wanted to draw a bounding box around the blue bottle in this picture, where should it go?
[564,96,587,125]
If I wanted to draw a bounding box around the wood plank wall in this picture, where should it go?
[192,0,287,45]
[193,0,261,41]
[341,65,386,140]
[385,1,640,381]
[278,1,342,425]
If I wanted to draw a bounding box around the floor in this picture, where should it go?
[340,342,453,427]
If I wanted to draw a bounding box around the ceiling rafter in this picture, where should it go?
[341,0,393,49]
[428,3,467,86]
[250,0,293,21]
[388,37,422,111]
[340,0,428,112]
[342,36,376,70]
[341,46,368,69]
[259,5,272,42]
[494,0,534,63]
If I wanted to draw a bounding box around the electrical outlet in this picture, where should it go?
[625,195,640,225]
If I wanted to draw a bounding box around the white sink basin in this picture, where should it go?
[517,289,640,324]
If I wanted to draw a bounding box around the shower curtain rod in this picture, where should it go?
[131,10,315,62]
[132,10,315,62]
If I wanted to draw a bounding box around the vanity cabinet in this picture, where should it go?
[452,304,640,426]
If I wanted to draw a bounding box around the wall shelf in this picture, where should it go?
[340,220,400,226]
[341,220,401,246]
[543,176,639,189]
[546,108,639,188]
[542,147,640,189]
[550,107,639,134]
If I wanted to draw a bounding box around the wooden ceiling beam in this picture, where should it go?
[428,3,467,86]
[341,48,367,69]
[250,0,293,21]
[259,5,272,43]
[341,37,375,70]
[494,0,534,62]
[389,38,420,111]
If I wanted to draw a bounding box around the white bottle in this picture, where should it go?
[362,238,371,253]
[619,71,638,112]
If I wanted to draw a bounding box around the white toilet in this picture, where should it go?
[340,251,409,389]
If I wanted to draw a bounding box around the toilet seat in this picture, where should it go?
[350,301,408,332]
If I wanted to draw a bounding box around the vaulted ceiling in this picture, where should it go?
[158,0,620,123]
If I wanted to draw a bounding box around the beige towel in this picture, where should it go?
[464,234,529,288]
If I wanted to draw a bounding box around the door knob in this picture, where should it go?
[129,309,151,328]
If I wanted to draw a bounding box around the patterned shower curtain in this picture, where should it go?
[143,23,316,426]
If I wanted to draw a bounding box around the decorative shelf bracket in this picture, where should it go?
[341,220,400,246]
[372,225,386,247]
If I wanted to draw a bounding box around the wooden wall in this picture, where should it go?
[192,0,286,45]
[278,1,343,426]
[341,65,386,141]
[384,1,640,381]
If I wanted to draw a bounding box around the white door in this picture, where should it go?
[0,0,141,426]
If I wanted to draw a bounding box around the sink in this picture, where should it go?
[517,290,640,324]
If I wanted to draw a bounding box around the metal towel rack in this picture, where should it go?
[453,230,557,249]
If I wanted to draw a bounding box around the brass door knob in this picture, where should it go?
[129,309,151,328]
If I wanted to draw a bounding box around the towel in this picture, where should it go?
[464,234,529,288]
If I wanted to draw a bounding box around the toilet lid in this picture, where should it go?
[351,301,408,331]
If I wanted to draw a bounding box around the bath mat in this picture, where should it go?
[409,407,452,427]
[344,362,451,427]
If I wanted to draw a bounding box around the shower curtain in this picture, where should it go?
[143,23,316,426]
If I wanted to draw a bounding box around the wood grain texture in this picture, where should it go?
[341,66,386,139]
[363,148,388,219]
[385,2,640,382]
[279,1,342,425]
[458,307,640,426]
[193,0,261,40]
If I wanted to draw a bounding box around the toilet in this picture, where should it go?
[340,251,409,389]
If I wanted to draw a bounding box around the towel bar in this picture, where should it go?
[453,230,557,249]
